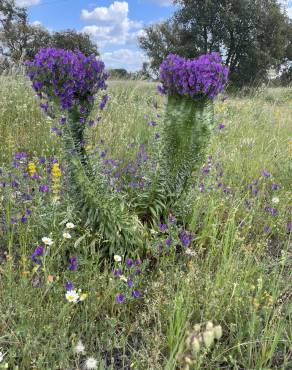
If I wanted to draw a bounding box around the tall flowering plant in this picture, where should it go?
[137,53,229,220]
[26,48,144,253]
[26,48,108,170]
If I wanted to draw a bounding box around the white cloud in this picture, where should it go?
[16,0,40,7]
[151,0,173,6]
[81,1,143,47]
[102,48,148,71]
[31,20,42,26]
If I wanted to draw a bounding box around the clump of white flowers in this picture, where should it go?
[73,340,98,369]
[182,321,223,369]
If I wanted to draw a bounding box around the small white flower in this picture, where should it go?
[66,222,75,229]
[65,290,79,303]
[119,275,127,282]
[74,340,85,354]
[114,254,122,262]
[185,249,196,256]
[272,197,279,204]
[84,357,98,369]
[41,237,53,246]
[63,232,72,239]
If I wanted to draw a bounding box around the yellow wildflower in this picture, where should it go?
[27,162,37,177]
[51,163,61,178]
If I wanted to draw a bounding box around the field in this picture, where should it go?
[0,74,291,369]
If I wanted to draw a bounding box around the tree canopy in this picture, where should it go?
[139,0,292,86]
[0,0,99,66]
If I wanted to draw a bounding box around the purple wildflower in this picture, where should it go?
[262,169,271,178]
[271,183,280,190]
[126,258,133,267]
[116,294,125,303]
[158,53,229,100]
[31,245,45,264]
[158,223,168,232]
[132,290,141,298]
[165,237,172,246]
[179,230,193,247]
[127,279,134,288]
[59,117,66,125]
[65,281,74,291]
[113,268,122,277]
[26,48,108,112]
[135,259,142,266]
[68,256,77,271]
[99,94,109,110]
[218,124,225,130]
[39,156,46,164]
[287,221,292,233]
[39,184,49,192]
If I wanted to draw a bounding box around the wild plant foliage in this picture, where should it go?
[26,48,228,252]
[135,53,229,221]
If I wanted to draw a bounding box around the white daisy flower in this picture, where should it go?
[41,237,53,246]
[84,357,98,369]
[63,232,72,239]
[65,290,79,303]
[66,222,75,229]
[74,340,85,354]
[272,197,279,204]
[114,255,122,262]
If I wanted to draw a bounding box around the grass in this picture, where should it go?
[0,73,291,369]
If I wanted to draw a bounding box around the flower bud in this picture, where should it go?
[206,321,213,331]
[191,337,201,354]
[203,330,214,348]
[193,324,201,332]
[184,356,193,365]
[214,325,222,340]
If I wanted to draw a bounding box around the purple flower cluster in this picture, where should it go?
[113,258,143,304]
[26,48,108,111]
[158,53,229,100]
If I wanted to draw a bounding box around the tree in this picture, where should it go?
[51,29,99,56]
[1,2,99,65]
[139,0,291,86]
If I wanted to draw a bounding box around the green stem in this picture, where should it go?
[161,94,214,202]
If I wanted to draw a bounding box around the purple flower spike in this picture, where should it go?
[26,48,108,112]
[158,53,229,100]
[287,221,292,233]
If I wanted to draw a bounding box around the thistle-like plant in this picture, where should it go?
[134,53,229,221]
[26,48,144,253]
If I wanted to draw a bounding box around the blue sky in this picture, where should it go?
[17,0,176,71]
[16,0,292,71]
